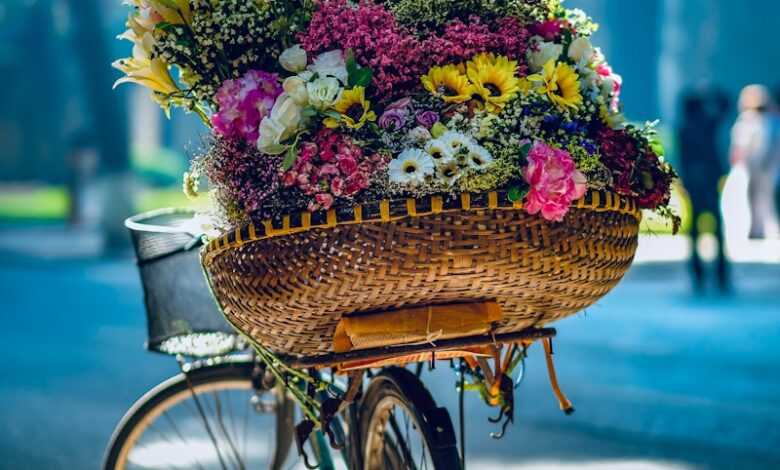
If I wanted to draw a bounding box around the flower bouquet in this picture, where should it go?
[116,0,678,358]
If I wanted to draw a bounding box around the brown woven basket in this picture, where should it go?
[202,190,641,357]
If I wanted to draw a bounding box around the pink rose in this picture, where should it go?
[331,177,345,197]
[344,171,369,196]
[315,193,335,210]
[298,142,318,163]
[282,171,297,187]
[297,172,311,187]
[337,155,359,176]
[523,142,587,222]
[318,163,340,178]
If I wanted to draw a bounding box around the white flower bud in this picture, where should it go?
[568,37,594,64]
[279,45,307,73]
[283,76,309,105]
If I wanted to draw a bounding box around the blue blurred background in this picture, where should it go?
[1,1,779,469]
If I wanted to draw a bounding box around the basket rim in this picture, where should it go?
[202,189,640,263]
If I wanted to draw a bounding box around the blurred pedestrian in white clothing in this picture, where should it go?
[729,85,780,239]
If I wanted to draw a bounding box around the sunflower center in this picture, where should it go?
[345,104,364,122]
[439,85,459,97]
[443,167,456,177]
[472,156,484,166]
[485,83,502,97]
[430,150,444,159]
[403,163,418,174]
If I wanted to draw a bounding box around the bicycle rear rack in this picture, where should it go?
[288,327,556,369]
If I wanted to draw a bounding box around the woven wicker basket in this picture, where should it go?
[202,190,641,357]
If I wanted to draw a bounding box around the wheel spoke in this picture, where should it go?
[387,410,418,470]
[213,390,246,470]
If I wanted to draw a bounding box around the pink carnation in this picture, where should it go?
[211,70,282,142]
[523,142,588,222]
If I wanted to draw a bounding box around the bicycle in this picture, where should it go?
[104,209,573,470]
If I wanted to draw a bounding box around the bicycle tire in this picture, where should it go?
[102,361,295,470]
[360,367,462,470]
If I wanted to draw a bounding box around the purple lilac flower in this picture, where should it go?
[211,70,282,142]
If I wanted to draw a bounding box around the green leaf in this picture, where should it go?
[507,185,528,203]
[322,110,341,120]
[345,48,373,88]
[650,139,665,157]
[351,68,373,88]
[301,106,318,119]
[282,146,298,171]
[519,143,532,158]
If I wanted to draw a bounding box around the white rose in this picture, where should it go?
[257,118,287,155]
[306,77,342,110]
[272,94,303,130]
[283,76,309,105]
[568,37,594,65]
[257,94,303,155]
[279,45,307,73]
[309,50,348,84]
[527,37,563,72]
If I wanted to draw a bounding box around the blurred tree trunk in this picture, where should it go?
[67,0,133,253]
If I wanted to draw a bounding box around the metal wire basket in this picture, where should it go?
[126,208,243,357]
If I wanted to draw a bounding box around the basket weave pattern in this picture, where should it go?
[203,191,641,357]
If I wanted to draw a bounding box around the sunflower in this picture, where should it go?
[527,59,583,111]
[466,53,521,113]
[421,65,474,104]
[323,86,377,129]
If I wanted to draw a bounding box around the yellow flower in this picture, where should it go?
[323,86,377,129]
[112,56,179,95]
[466,53,521,113]
[527,59,583,110]
[127,0,192,26]
[114,20,179,96]
[421,65,474,104]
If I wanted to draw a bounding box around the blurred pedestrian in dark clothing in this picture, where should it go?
[678,88,731,293]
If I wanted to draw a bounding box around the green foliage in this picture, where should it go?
[346,50,374,88]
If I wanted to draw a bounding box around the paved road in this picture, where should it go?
[1,242,779,469]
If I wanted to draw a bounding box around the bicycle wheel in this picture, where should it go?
[103,361,294,470]
[360,367,462,470]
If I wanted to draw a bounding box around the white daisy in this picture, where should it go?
[437,159,462,187]
[439,130,477,154]
[424,139,455,163]
[465,143,494,170]
[389,149,435,185]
